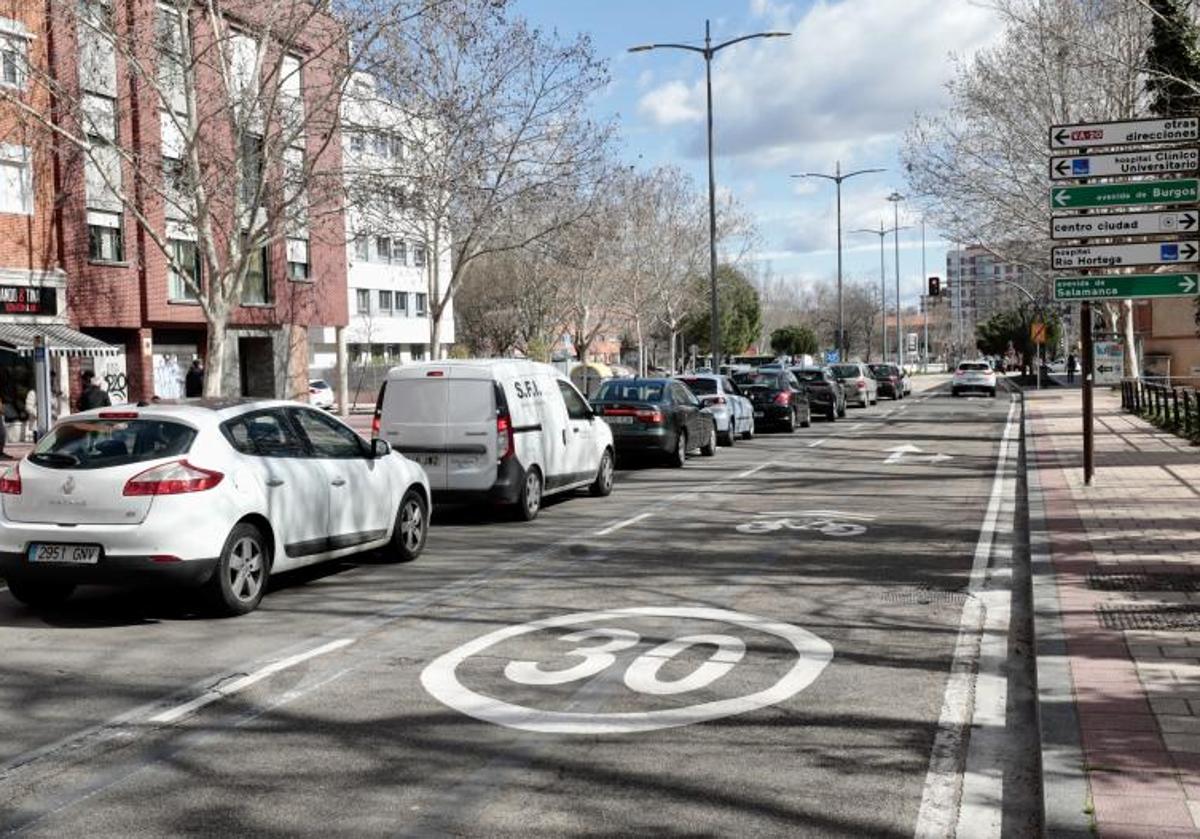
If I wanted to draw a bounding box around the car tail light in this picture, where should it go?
[0,463,20,495]
[123,460,223,496]
[856,379,866,389]
[708,396,726,405]
[309,387,319,395]
[496,412,515,460]
[773,391,791,406]
[635,409,663,424]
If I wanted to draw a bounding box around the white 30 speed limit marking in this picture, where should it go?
[419,607,833,734]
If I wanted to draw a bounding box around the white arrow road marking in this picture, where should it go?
[884,444,921,464]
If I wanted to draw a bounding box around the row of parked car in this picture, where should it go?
[0,358,919,618]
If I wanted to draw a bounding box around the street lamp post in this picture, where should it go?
[854,222,909,363]
[886,192,905,369]
[794,163,884,361]
[630,21,790,369]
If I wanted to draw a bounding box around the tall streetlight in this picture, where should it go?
[886,192,906,368]
[794,163,884,361]
[854,221,909,362]
[630,21,790,368]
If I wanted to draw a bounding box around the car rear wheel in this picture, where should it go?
[389,488,427,562]
[826,404,837,421]
[6,579,75,609]
[990,388,997,398]
[719,419,736,446]
[516,467,543,521]
[800,408,812,429]
[741,418,754,440]
[206,522,269,617]
[670,430,687,467]
[590,449,614,497]
[701,423,717,457]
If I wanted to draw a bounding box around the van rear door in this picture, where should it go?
[444,379,497,491]
[381,377,449,488]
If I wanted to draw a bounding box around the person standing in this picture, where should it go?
[79,371,111,411]
[185,359,204,397]
[1066,352,1077,385]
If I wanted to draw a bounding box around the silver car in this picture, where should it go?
[676,374,755,445]
[829,363,878,408]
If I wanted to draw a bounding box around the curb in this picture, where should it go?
[1025,400,1093,837]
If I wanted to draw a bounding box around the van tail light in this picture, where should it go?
[123,460,223,496]
[0,463,21,495]
[856,380,866,389]
[98,411,138,420]
[496,412,515,460]
[773,391,791,407]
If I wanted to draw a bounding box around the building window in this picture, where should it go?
[241,238,269,304]
[87,211,123,262]
[0,145,31,215]
[389,187,405,212]
[354,236,369,261]
[240,133,263,208]
[287,237,310,281]
[167,237,200,301]
[413,244,426,267]
[392,239,406,266]
[414,292,427,316]
[372,132,389,157]
[374,236,391,263]
[349,132,364,154]
[355,288,370,314]
[395,290,408,316]
[410,344,425,361]
[0,25,28,89]
[378,289,392,314]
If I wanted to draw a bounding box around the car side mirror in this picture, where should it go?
[371,438,392,458]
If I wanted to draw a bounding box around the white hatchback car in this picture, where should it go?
[308,379,335,410]
[951,361,998,397]
[0,401,430,615]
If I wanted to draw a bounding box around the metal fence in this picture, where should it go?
[1122,378,1200,438]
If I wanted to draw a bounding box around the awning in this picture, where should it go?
[0,323,122,357]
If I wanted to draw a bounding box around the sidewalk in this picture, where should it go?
[1029,386,1200,837]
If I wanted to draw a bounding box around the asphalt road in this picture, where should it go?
[0,380,1031,837]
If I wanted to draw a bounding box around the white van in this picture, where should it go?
[373,360,615,520]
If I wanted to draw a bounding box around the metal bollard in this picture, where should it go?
[1185,390,1193,437]
[1174,388,1181,430]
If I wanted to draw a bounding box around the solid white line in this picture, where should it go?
[914,395,1019,839]
[149,638,354,725]
[848,423,864,431]
[734,463,770,480]
[592,512,652,537]
[807,438,827,448]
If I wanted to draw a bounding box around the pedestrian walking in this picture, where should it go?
[1066,352,1077,384]
[79,371,111,411]
[185,359,204,397]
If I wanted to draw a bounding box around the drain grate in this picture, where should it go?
[1096,605,1200,631]
[1088,572,1200,593]
[880,586,970,608]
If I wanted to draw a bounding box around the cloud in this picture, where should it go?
[635,0,999,166]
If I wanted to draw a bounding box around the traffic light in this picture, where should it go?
[928,276,941,297]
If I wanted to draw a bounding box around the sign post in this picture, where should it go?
[33,335,50,439]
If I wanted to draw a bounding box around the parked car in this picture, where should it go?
[952,360,998,398]
[677,374,754,445]
[868,363,904,400]
[0,402,430,615]
[375,359,614,522]
[732,370,812,432]
[308,379,335,410]
[788,367,846,421]
[829,363,878,408]
[591,378,717,467]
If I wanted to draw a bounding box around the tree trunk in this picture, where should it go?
[667,326,677,374]
[1120,298,1139,379]
[430,308,443,361]
[205,317,228,398]
[635,316,644,376]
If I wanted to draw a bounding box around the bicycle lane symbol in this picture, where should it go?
[735,510,875,537]
[419,606,834,734]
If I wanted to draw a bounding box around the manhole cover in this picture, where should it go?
[1089,572,1200,593]
[880,587,970,608]
[1096,605,1200,631]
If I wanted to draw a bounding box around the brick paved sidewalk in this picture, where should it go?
[1030,386,1200,837]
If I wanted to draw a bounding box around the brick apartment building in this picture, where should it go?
[0,0,348,408]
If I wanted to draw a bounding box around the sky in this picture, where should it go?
[510,0,1003,311]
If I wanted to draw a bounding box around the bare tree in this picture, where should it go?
[902,0,1150,377]
[364,0,613,360]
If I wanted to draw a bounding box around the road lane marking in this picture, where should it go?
[593,512,652,537]
[915,394,1020,839]
[807,438,827,448]
[734,463,770,480]
[148,639,354,725]
[420,607,833,734]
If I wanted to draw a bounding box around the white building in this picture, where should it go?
[309,73,454,371]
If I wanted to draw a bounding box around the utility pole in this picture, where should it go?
[886,192,905,368]
[854,222,909,363]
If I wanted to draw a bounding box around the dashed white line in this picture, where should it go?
[592,512,653,537]
[149,638,355,725]
[734,463,771,480]
[807,438,827,448]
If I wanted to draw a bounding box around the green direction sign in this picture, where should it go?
[1054,273,1199,300]
[1050,179,1199,211]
